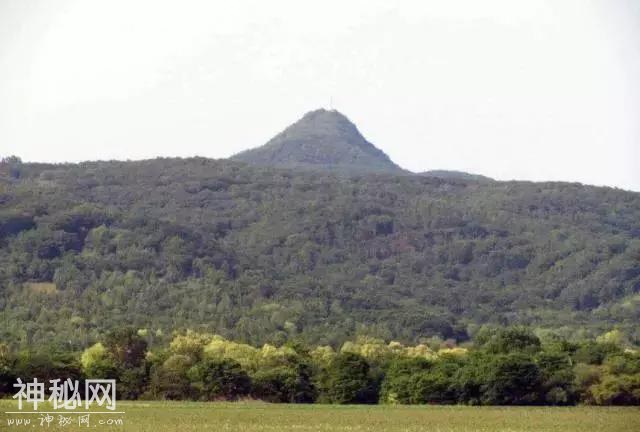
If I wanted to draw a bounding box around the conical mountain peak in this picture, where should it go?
[231,109,403,174]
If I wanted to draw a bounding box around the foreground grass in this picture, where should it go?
[1,400,639,431]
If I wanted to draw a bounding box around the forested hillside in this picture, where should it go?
[1,156,639,349]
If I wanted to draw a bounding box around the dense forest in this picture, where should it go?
[1,326,639,405]
[1,155,639,350]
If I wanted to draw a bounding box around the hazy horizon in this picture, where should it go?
[1,0,639,191]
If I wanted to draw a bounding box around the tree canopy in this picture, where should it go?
[0,156,639,348]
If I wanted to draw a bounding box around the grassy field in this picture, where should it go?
[1,401,639,431]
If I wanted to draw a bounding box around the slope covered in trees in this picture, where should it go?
[0,156,639,349]
[419,170,494,183]
[231,109,403,174]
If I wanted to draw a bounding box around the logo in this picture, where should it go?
[5,378,124,428]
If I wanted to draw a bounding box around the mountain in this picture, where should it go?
[420,170,494,182]
[232,109,404,174]
[1,156,639,349]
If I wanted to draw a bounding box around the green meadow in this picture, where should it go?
[1,401,639,432]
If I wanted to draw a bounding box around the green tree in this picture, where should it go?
[251,362,316,403]
[104,327,148,369]
[323,353,378,404]
[453,351,491,405]
[484,327,542,355]
[80,343,118,378]
[590,373,640,405]
[380,357,431,404]
[412,355,463,404]
[535,351,577,405]
[0,343,15,396]
[573,341,622,365]
[150,354,193,400]
[481,354,542,405]
[187,359,250,401]
[0,155,22,178]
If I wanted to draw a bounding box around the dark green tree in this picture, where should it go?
[481,353,542,405]
[187,359,251,401]
[323,353,378,404]
[535,351,577,405]
[380,357,431,404]
[484,327,542,355]
[104,327,147,369]
[251,363,316,403]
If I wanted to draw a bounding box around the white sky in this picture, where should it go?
[1,0,639,191]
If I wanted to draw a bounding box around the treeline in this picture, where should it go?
[1,327,639,405]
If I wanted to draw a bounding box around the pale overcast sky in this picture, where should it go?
[1,0,639,191]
